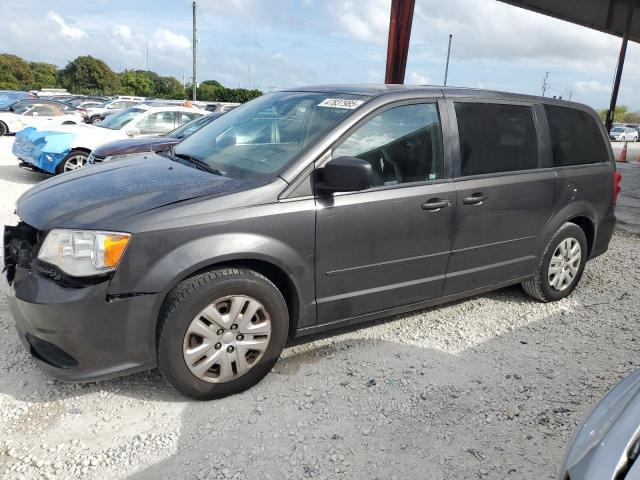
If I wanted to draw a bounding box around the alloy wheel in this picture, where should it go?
[63,155,88,172]
[182,295,272,383]
[548,237,581,292]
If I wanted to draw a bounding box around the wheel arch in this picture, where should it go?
[0,120,8,135]
[566,215,595,256]
[110,232,313,341]
[538,202,597,259]
[179,258,302,339]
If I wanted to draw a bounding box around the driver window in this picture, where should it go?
[333,103,443,187]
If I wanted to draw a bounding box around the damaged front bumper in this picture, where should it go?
[3,223,162,382]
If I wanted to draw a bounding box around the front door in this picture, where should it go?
[315,101,456,324]
[443,100,557,295]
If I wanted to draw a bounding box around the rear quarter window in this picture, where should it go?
[544,105,609,166]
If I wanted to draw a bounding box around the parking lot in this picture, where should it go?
[1,135,639,479]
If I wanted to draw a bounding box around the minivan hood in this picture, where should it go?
[16,154,252,231]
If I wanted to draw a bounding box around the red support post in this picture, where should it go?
[385,0,416,84]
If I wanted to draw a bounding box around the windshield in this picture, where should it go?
[174,91,366,180]
[167,113,219,140]
[98,107,146,130]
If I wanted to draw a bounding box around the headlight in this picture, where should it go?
[38,229,131,277]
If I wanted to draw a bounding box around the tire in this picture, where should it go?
[55,150,89,174]
[89,115,102,125]
[522,222,588,302]
[0,121,7,136]
[62,121,75,125]
[158,268,289,400]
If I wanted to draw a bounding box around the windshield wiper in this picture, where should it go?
[168,151,224,176]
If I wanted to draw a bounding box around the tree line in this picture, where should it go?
[598,105,640,124]
[0,53,262,103]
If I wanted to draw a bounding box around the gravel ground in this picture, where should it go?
[1,136,639,479]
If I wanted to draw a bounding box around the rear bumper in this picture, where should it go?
[3,265,161,382]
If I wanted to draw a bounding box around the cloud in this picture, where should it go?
[409,71,430,84]
[329,0,390,43]
[150,28,190,50]
[410,0,618,72]
[574,80,612,95]
[113,25,132,40]
[47,11,87,40]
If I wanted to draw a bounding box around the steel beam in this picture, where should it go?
[606,0,635,132]
[385,0,416,84]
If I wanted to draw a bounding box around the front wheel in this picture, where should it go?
[0,121,7,136]
[158,268,289,400]
[522,222,588,302]
[56,150,89,174]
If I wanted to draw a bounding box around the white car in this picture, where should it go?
[0,102,84,136]
[609,126,639,142]
[13,105,205,174]
[85,97,146,124]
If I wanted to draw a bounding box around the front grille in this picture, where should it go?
[3,222,42,282]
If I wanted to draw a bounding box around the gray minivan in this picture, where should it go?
[3,85,619,399]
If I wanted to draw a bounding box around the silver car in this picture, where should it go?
[609,126,638,142]
[560,370,640,479]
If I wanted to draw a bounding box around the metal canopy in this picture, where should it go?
[498,0,640,43]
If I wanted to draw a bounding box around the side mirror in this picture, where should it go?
[320,156,373,193]
[126,127,141,137]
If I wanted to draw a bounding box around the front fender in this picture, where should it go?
[108,232,315,326]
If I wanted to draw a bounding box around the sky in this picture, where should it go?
[2,0,640,110]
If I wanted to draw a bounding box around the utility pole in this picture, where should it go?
[146,41,149,71]
[605,0,634,132]
[192,0,197,101]
[568,90,572,101]
[541,71,549,97]
[444,34,452,86]
[248,55,251,90]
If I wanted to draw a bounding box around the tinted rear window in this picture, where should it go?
[455,102,539,176]
[544,105,609,166]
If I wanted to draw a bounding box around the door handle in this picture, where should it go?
[461,193,488,205]
[421,198,451,211]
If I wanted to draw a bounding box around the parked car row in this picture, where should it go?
[87,111,224,164]
[13,104,209,173]
[0,99,85,136]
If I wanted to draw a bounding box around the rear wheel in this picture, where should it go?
[0,121,7,136]
[89,115,102,125]
[158,268,289,400]
[522,222,588,302]
[56,150,89,174]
